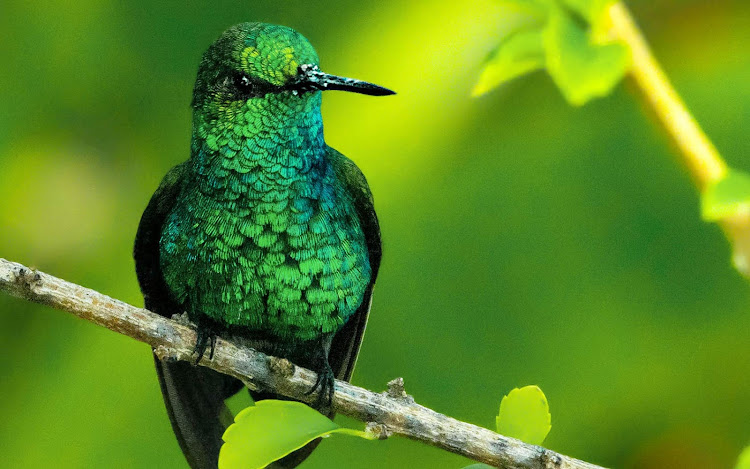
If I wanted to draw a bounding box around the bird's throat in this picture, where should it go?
[190,98,327,199]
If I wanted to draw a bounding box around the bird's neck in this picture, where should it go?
[189,100,327,195]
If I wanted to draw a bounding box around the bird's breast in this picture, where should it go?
[159,158,371,341]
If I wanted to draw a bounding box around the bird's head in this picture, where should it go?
[192,23,393,127]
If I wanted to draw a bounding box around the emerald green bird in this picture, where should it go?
[134,22,392,468]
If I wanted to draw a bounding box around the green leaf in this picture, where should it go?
[496,0,551,16]
[736,445,750,469]
[496,385,551,445]
[543,6,630,106]
[218,400,374,469]
[462,465,496,469]
[472,28,546,97]
[561,0,615,25]
[701,169,750,221]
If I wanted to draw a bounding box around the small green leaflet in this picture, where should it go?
[472,29,545,97]
[500,0,615,25]
[218,400,375,469]
[473,0,629,105]
[496,385,551,445]
[543,6,630,106]
[495,0,551,18]
[561,0,614,25]
[701,169,750,221]
[735,445,750,469]
[460,385,551,469]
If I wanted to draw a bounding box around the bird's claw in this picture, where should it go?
[305,364,335,411]
[193,328,217,364]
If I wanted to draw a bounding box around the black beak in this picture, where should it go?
[288,64,396,96]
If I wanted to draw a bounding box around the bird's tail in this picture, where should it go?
[154,356,239,469]
[155,356,322,469]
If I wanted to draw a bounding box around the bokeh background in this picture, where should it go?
[1,1,749,467]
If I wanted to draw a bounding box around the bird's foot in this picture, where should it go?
[305,360,335,412]
[193,326,217,365]
[303,333,335,412]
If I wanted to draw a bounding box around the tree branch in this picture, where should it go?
[0,257,604,469]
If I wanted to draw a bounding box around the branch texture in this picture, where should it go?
[0,258,604,469]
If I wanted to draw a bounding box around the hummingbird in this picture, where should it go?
[134,22,391,468]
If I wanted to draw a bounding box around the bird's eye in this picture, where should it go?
[234,73,255,93]
[230,72,276,98]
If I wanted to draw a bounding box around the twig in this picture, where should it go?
[607,2,726,190]
[0,258,604,469]
[607,1,750,276]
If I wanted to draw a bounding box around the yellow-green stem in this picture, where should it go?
[606,2,750,276]
[607,2,727,190]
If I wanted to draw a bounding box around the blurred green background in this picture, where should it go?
[1,1,749,468]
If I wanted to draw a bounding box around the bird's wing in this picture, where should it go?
[134,152,380,469]
[327,147,382,382]
[134,162,243,469]
[134,162,187,314]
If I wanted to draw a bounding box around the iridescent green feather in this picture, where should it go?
[158,23,371,340]
[135,23,385,469]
